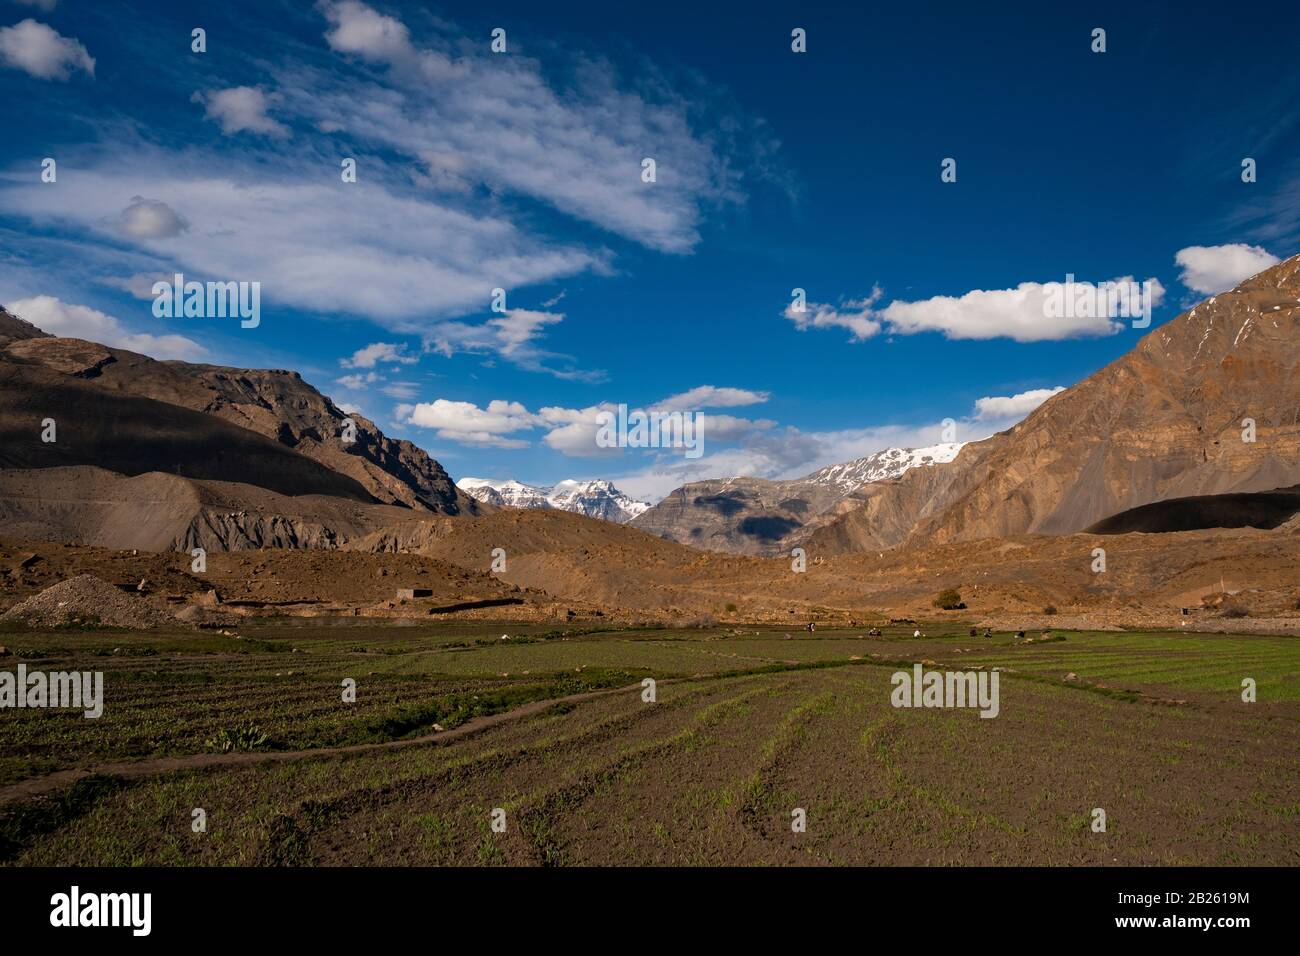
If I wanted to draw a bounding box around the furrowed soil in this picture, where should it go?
[0,621,1296,866]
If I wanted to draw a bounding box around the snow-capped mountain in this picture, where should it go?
[801,442,965,491]
[546,479,651,522]
[457,477,650,524]
[456,478,552,510]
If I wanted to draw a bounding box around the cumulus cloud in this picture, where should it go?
[341,341,417,368]
[398,384,774,457]
[536,404,619,456]
[880,278,1164,342]
[322,0,416,61]
[194,86,289,138]
[118,197,187,239]
[6,294,205,361]
[972,386,1066,421]
[1174,243,1280,296]
[0,19,93,80]
[788,277,1165,343]
[402,398,537,447]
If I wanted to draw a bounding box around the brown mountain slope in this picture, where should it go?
[0,359,375,501]
[802,253,1300,554]
[0,305,483,516]
[0,466,419,552]
[352,507,772,614]
[344,503,1300,627]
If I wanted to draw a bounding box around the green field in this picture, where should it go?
[1,621,1297,865]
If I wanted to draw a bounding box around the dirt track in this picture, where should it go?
[0,680,651,809]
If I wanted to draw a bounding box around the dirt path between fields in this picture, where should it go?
[0,680,654,809]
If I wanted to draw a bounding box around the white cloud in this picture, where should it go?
[0,160,601,326]
[14,1,59,12]
[99,272,175,299]
[118,196,187,239]
[537,404,618,456]
[336,372,378,390]
[487,309,563,356]
[784,288,883,341]
[972,386,1066,421]
[6,294,205,361]
[1174,244,1280,296]
[790,277,1165,343]
[322,0,415,61]
[381,381,419,400]
[0,19,93,80]
[658,385,769,410]
[341,341,417,368]
[310,0,761,253]
[397,377,1069,503]
[880,278,1164,342]
[1,2,782,353]
[402,398,538,447]
[424,307,598,380]
[399,385,777,459]
[195,86,289,138]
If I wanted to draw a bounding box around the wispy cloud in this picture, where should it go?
[784,288,883,341]
[310,0,762,253]
[341,341,418,368]
[0,158,602,325]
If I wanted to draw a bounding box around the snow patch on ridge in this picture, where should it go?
[457,477,649,523]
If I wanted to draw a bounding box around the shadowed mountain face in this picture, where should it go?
[0,306,484,547]
[0,307,480,515]
[801,254,1300,554]
[1085,485,1300,534]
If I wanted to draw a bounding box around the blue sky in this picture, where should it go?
[2,0,1298,501]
